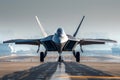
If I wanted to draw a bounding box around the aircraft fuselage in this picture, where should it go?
[41,28,79,53]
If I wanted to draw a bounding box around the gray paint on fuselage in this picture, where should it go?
[40,35,79,53]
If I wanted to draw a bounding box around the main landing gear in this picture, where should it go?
[40,52,44,62]
[40,51,47,62]
[76,52,80,62]
[73,51,80,62]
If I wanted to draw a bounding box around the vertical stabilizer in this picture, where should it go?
[73,16,85,37]
[35,16,48,37]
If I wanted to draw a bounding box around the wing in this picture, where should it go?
[3,39,41,45]
[79,39,117,52]
[79,39,117,45]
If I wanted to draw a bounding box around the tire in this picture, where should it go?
[40,52,44,62]
[58,56,61,62]
[76,52,80,62]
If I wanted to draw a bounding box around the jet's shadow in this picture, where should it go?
[1,62,58,80]
[1,62,116,80]
[64,62,113,80]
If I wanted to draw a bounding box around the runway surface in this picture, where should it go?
[1,62,120,80]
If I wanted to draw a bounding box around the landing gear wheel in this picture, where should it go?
[40,52,44,62]
[58,56,61,62]
[76,52,80,62]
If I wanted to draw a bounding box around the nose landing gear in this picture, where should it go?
[58,53,64,62]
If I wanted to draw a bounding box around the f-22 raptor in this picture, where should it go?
[3,16,117,62]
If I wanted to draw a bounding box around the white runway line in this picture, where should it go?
[50,62,71,80]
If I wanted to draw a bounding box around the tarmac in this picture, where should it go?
[0,55,120,80]
[1,62,120,80]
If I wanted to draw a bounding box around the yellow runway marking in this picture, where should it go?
[57,75,120,79]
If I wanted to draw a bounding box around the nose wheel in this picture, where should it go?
[58,56,64,62]
[58,56,61,62]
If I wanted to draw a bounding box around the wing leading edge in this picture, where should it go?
[3,39,41,45]
[78,39,117,52]
[79,39,117,45]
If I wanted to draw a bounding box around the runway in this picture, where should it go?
[1,62,120,80]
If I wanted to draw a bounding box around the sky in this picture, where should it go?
[0,0,120,52]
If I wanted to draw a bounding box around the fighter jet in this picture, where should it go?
[3,16,117,62]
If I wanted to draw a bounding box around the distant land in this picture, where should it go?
[0,43,120,57]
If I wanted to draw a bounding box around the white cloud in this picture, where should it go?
[0,43,11,56]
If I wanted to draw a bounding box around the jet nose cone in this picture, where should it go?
[57,28,64,36]
[52,28,68,43]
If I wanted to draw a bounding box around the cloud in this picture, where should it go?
[0,43,39,56]
[15,48,38,56]
[0,43,11,56]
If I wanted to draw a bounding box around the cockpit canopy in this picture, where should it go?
[52,28,68,43]
[56,28,65,37]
